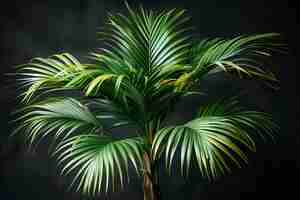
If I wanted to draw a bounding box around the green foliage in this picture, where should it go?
[13,98,101,148]
[54,135,144,195]
[189,33,285,83]
[152,98,278,180]
[13,2,284,197]
[15,53,85,102]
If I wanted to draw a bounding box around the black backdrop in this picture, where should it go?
[0,0,298,199]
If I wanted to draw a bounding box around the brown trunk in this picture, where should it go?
[143,152,161,200]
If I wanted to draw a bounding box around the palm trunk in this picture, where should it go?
[143,152,161,200]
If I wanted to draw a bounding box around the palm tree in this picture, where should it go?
[13,3,285,200]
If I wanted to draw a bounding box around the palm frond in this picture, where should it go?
[152,98,278,180]
[96,3,192,95]
[54,134,145,195]
[15,51,141,108]
[196,97,279,141]
[13,98,102,149]
[15,53,87,102]
[189,33,286,83]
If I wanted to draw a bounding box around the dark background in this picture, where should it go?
[0,0,298,199]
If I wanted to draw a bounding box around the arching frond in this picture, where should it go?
[15,51,145,115]
[196,97,279,141]
[99,4,191,74]
[54,135,145,195]
[13,98,102,148]
[189,33,286,85]
[95,3,192,102]
[15,53,86,102]
[152,98,278,180]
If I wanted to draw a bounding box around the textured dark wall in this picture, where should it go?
[0,0,298,199]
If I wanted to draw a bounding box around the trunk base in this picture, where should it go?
[143,173,161,200]
[143,153,161,200]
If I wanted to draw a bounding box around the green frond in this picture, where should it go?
[13,98,102,149]
[54,134,145,195]
[190,33,286,84]
[152,98,278,180]
[196,97,278,141]
[98,3,191,83]
[16,53,86,103]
